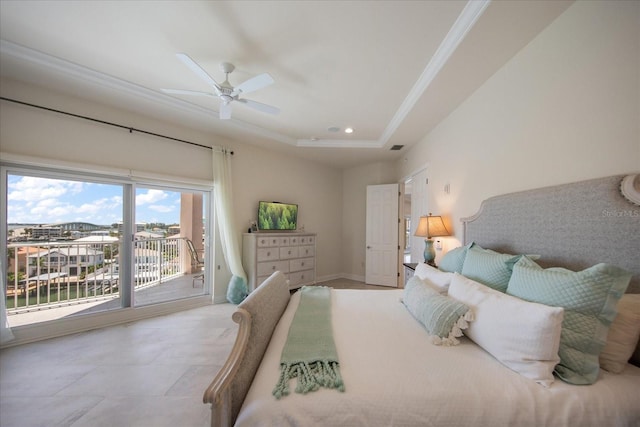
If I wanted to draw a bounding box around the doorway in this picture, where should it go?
[365,183,399,287]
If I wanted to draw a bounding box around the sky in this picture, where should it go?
[7,174,182,226]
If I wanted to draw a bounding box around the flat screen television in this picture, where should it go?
[257,201,298,231]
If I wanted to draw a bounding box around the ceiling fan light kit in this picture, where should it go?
[161,53,280,120]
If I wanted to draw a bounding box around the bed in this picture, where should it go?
[203,174,640,427]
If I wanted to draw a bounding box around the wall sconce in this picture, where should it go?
[414,213,450,266]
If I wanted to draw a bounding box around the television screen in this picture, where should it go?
[258,201,298,230]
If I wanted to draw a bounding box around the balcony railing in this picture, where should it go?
[5,237,196,314]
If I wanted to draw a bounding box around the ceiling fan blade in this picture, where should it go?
[176,53,222,92]
[237,98,280,115]
[161,88,216,97]
[219,102,232,120]
[233,73,274,95]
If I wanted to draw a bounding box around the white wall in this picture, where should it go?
[395,0,640,264]
[230,142,343,283]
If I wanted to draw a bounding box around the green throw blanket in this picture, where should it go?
[273,286,345,399]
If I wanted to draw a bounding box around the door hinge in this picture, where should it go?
[397,272,400,277]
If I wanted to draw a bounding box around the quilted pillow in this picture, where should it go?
[599,293,640,373]
[402,276,473,346]
[414,262,453,293]
[438,242,473,273]
[448,273,564,387]
[506,256,632,385]
[460,245,522,293]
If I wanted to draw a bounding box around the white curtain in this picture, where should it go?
[1,257,15,345]
[212,149,248,303]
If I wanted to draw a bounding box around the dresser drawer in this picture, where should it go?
[256,236,273,247]
[279,246,299,260]
[299,245,315,257]
[257,260,289,276]
[289,257,314,272]
[257,247,279,262]
[289,270,315,286]
[279,236,290,246]
[299,235,315,245]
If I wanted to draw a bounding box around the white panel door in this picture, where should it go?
[365,184,399,287]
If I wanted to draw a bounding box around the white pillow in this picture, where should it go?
[599,293,640,373]
[448,273,564,387]
[414,262,454,293]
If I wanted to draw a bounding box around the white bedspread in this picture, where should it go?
[235,289,640,427]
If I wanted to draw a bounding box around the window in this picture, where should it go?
[2,166,211,328]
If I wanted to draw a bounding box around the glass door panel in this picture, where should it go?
[133,186,207,306]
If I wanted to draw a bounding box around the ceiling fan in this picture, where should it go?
[162,53,280,120]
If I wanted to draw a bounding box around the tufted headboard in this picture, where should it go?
[462,174,640,293]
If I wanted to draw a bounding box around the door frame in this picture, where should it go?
[398,164,429,286]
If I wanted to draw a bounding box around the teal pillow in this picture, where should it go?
[403,276,473,346]
[506,256,632,385]
[438,242,473,273]
[461,245,522,293]
[226,275,248,304]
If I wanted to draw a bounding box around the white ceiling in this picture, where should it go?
[0,1,572,169]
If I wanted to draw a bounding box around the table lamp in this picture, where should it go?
[414,214,450,266]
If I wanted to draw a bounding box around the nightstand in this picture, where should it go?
[403,262,418,287]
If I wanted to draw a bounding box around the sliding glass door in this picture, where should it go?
[2,167,211,328]
[132,185,208,306]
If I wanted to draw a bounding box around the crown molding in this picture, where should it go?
[301,0,490,149]
[296,139,380,149]
[378,0,490,146]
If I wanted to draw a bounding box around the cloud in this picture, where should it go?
[148,204,175,213]
[136,189,168,206]
[7,175,181,224]
[8,176,83,202]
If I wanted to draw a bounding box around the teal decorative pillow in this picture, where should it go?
[506,256,632,385]
[461,245,522,293]
[438,242,473,273]
[226,275,248,304]
[402,276,473,346]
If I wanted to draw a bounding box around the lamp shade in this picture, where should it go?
[414,214,450,238]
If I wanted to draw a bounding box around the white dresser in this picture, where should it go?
[242,232,316,291]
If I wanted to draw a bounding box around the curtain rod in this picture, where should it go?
[0,96,233,155]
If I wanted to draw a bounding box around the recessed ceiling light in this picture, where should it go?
[328,126,340,132]
[344,127,354,134]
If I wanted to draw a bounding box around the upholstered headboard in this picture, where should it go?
[462,174,640,293]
